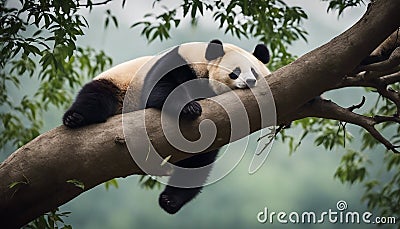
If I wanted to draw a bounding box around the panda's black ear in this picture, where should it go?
[253,44,270,64]
[205,39,225,61]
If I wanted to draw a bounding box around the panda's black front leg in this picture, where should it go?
[159,150,219,214]
[145,82,202,120]
[63,79,120,128]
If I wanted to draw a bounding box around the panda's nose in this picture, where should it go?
[246,78,256,88]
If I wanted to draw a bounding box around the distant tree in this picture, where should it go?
[0,0,399,228]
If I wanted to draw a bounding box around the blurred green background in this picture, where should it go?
[1,1,394,228]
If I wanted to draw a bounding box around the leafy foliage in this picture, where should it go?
[104,178,119,190]
[334,149,369,184]
[322,0,366,15]
[22,208,72,229]
[1,0,113,226]
[278,118,353,154]
[131,0,308,70]
[139,175,161,190]
[362,153,400,217]
[0,0,112,152]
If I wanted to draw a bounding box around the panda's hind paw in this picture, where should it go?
[159,193,183,214]
[181,101,202,120]
[63,111,85,128]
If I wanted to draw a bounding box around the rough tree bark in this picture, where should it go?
[1,0,400,227]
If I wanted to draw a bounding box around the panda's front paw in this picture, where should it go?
[181,101,202,120]
[63,110,86,128]
[159,193,184,214]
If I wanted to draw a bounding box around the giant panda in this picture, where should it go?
[63,39,271,214]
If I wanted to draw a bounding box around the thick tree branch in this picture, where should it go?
[331,30,400,116]
[293,97,400,153]
[1,0,400,228]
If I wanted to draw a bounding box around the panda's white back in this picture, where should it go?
[94,56,155,92]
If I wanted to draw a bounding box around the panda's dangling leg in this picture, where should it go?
[159,149,219,214]
[63,79,120,128]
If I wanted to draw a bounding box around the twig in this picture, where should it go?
[347,96,366,112]
[358,47,400,73]
[373,115,400,124]
[376,86,400,116]
[381,71,400,85]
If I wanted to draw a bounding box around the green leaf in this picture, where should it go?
[104,178,119,190]
[104,17,109,29]
[112,16,118,28]
[66,179,85,190]
[8,180,28,189]
[139,176,161,190]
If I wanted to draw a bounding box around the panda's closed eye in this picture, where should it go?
[229,67,241,80]
[251,67,259,79]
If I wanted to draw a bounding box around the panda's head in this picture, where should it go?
[205,39,270,93]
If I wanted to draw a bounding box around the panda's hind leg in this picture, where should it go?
[63,79,121,128]
[159,150,218,214]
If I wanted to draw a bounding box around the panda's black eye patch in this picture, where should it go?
[229,67,241,80]
[251,67,259,79]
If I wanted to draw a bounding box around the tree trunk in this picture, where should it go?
[1,0,399,227]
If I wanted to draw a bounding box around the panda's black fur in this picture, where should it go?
[63,40,270,214]
[63,79,122,127]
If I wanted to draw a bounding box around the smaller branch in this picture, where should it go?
[371,28,400,57]
[358,47,400,73]
[335,77,400,119]
[373,115,400,124]
[361,122,400,154]
[347,96,366,112]
[294,98,400,154]
[376,86,400,116]
[381,71,400,85]
[255,127,277,155]
[360,29,400,67]
[337,29,400,90]
[256,124,290,143]
[334,74,376,88]
[257,125,283,142]
[340,65,400,89]
[331,36,400,116]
